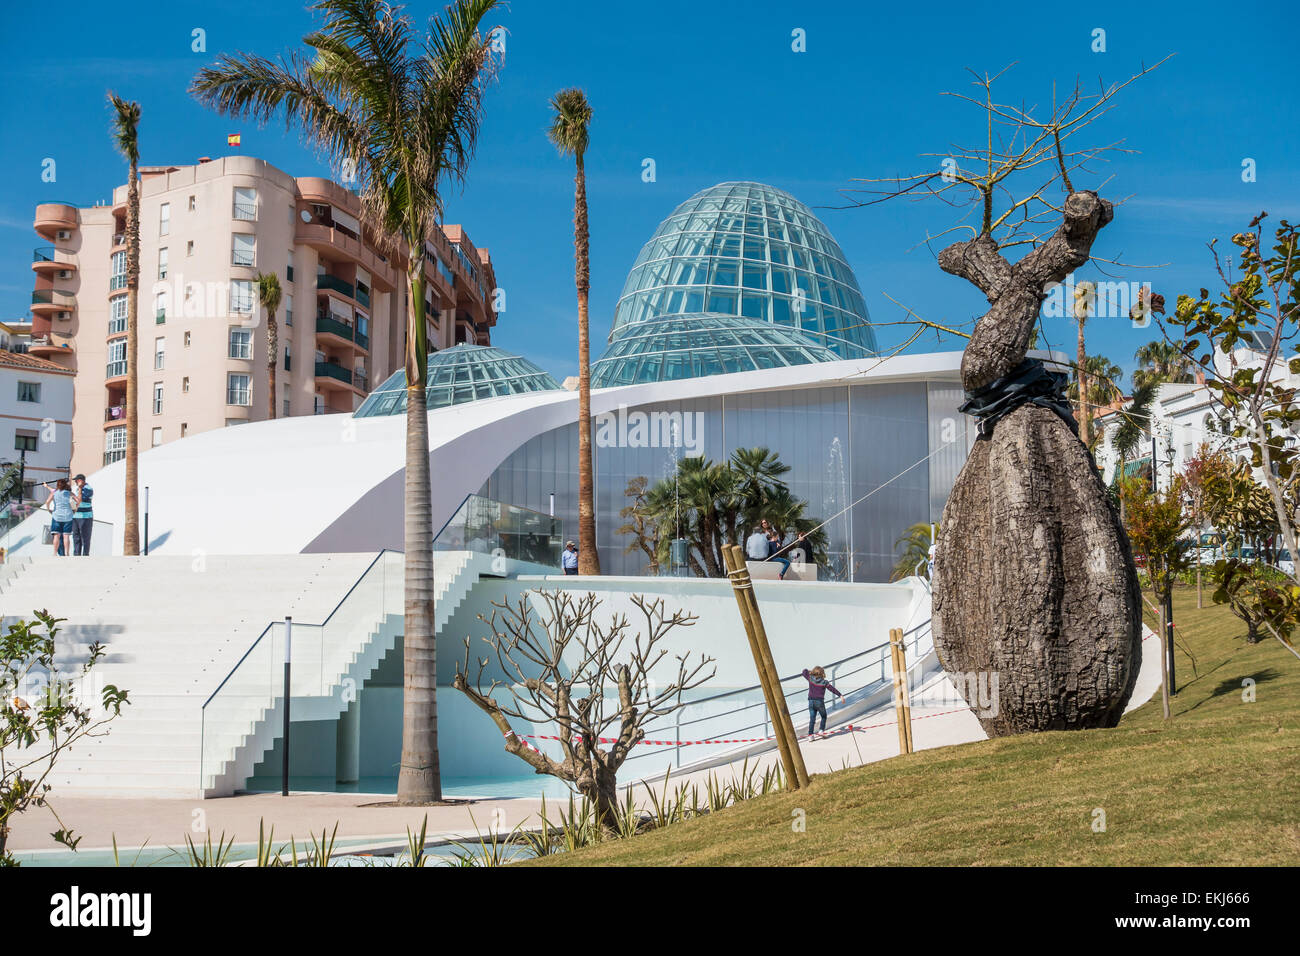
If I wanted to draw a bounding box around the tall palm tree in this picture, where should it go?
[256,272,283,420]
[1133,340,1194,390]
[547,88,600,575]
[1068,354,1123,410]
[108,93,142,557]
[192,0,501,804]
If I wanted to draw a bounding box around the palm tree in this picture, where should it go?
[256,272,283,420]
[108,93,142,557]
[730,446,791,527]
[1068,353,1123,410]
[1133,340,1193,390]
[547,88,600,575]
[191,0,501,804]
[891,521,937,582]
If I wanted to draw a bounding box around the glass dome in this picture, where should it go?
[591,314,865,388]
[353,344,561,417]
[611,181,876,356]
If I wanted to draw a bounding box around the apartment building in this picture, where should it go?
[0,349,74,497]
[30,155,498,478]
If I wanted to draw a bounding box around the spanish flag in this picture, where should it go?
[227,133,241,148]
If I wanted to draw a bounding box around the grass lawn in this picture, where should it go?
[527,586,1300,866]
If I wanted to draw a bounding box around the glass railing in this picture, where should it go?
[33,246,55,263]
[32,290,73,305]
[315,314,354,341]
[314,361,352,385]
[354,330,369,351]
[434,493,563,567]
[316,274,355,298]
[199,550,403,794]
[355,287,370,309]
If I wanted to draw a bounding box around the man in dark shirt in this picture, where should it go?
[71,474,93,556]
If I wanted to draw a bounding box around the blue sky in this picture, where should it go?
[0,0,1295,383]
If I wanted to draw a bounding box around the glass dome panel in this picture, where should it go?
[354,344,561,417]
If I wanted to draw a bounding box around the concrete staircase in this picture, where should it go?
[0,551,490,798]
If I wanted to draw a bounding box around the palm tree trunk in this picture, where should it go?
[397,266,440,804]
[1076,314,1090,447]
[123,159,141,556]
[574,153,600,574]
[267,313,278,420]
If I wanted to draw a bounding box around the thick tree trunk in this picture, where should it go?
[267,312,278,420]
[574,154,600,575]
[397,266,441,803]
[931,192,1142,735]
[577,766,620,836]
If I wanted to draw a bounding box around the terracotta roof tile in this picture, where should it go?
[0,349,75,374]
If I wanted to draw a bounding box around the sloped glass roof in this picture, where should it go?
[590,314,866,388]
[353,344,561,417]
[612,181,876,356]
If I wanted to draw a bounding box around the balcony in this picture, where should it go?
[316,274,355,299]
[355,287,371,309]
[105,406,125,423]
[113,233,126,248]
[32,246,77,273]
[31,289,76,315]
[315,313,355,347]
[106,359,128,380]
[29,333,75,358]
[354,330,369,352]
[314,361,356,390]
[34,203,78,240]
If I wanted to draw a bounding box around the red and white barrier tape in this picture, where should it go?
[503,707,970,751]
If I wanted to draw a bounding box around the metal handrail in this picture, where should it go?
[201,548,400,710]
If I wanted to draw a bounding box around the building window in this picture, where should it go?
[155,290,167,325]
[187,240,194,257]
[16,381,40,403]
[181,422,188,437]
[184,331,192,347]
[152,427,163,447]
[232,233,256,267]
[109,295,127,335]
[104,426,126,464]
[110,250,127,291]
[233,186,257,221]
[227,373,251,406]
[283,398,290,418]
[314,395,325,415]
[152,382,164,415]
[106,338,128,378]
[229,279,254,314]
[159,202,170,236]
[284,342,292,371]
[228,327,253,360]
[287,251,295,283]
[188,195,196,212]
[14,430,38,453]
[285,294,293,327]
[158,246,168,280]
[183,376,190,393]
[154,336,165,371]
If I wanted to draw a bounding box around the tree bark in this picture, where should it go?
[266,311,278,420]
[1076,309,1089,446]
[931,192,1142,735]
[397,264,441,803]
[123,159,140,556]
[574,153,600,574]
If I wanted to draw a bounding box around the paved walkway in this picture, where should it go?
[9,627,1159,859]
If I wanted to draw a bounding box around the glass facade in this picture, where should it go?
[354,344,561,417]
[477,379,963,582]
[590,314,865,387]
[608,182,877,362]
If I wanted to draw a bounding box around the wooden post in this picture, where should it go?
[723,545,799,790]
[724,545,809,789]
[889,627,915,755]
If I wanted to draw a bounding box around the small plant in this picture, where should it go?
[447,810,522,867]
[181,830,237,867]
[402,814,431,868]
[255,818,288,867]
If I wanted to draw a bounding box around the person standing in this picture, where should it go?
[43,479,76,557]
[71,474,94,556]
[800,665,845,736]
[562,540,579,575]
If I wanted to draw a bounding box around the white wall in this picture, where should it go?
[0,365,73,489]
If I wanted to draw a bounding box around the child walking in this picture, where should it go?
[801,665,844,736]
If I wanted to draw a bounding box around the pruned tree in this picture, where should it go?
[1,612,129,864]
[452,590,714,834]
[844,63,1168,734]
[616,477,661,575]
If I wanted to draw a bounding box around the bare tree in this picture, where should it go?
[843,63,1168,734]
[452,590,714,833]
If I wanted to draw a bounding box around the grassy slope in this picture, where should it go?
[530,587,1300,866]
